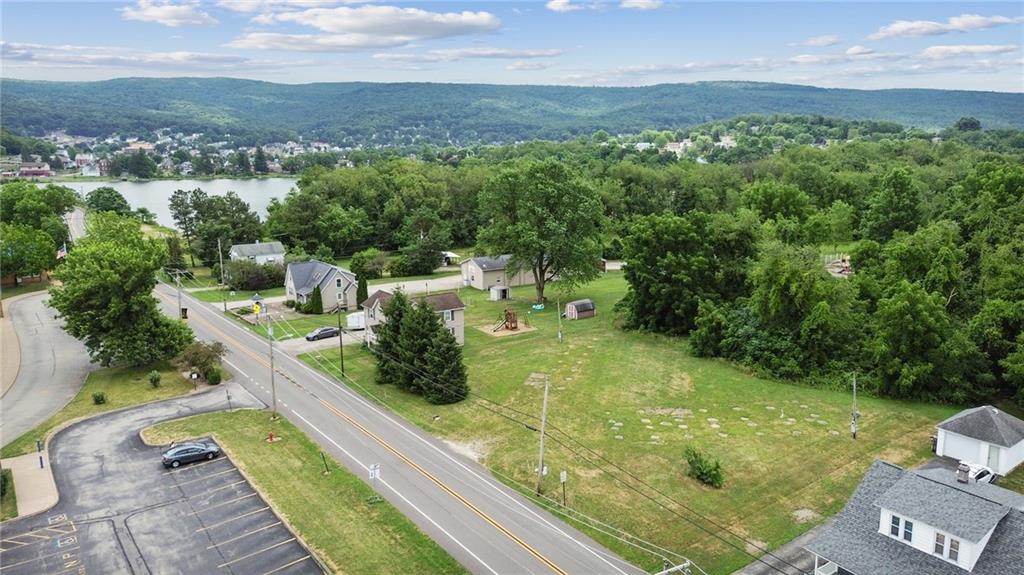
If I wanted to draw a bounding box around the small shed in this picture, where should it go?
[565,299,595,320]
[936,405,1024,475]
[489,285,511,301]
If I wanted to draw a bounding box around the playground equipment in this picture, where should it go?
[492,308,519,332]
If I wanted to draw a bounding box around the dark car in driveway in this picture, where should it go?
[305,326,340,341]
[162,442,221,468]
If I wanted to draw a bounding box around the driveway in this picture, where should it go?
[1,292,96,445]
[0,383,323,575]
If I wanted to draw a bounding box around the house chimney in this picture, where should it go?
[956,463,970,483]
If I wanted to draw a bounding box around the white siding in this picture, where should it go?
[877,507,977,571]
[937,429,1024,475]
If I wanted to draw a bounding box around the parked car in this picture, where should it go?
[162,442,221,468]
[305,326,341,341]
[965,463,996,484]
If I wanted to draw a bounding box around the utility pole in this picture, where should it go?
[217,237,227,312]
[535,374,550,495]
[850,374,859,439]
[337,311,345,375]
[556,298,563,343]
[266,313,278,418]
[167,268,186,319]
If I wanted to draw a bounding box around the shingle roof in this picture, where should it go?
[568,299,595,312]
[229,241,285,258]
[467,254,513,271]
[287,260,355,296]
[361,290,465,313]
[805,460,1024,575]
[937,406,1024,448]
[875,472,1009,542]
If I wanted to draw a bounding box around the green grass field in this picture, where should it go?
[0,281,49,300]
[1,362,194,458]
[236,311,345,341]
[0,469,17,521]
[142,410,466,575]
[300,272,957,573]
[194,286,286,303]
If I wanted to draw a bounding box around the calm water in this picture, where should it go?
[57,178,298,229]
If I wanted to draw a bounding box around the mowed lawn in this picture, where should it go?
[143,410,466,575]
[299,272,957,574]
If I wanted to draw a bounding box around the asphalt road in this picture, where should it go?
[160,282,647,575]
[0,382,323,575]
[66,207,87,242]
[0,292,96,446]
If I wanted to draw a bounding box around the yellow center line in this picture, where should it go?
[164,290,568,575]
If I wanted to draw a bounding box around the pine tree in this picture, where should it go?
[396,301,440,394]
[253,147,269,174]
[310,285,324,314]
[375,290,410,386]
[423,328,469,405]
[356,276,368,309]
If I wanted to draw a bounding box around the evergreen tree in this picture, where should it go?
[253,147,269,174]
[396,301,439,394]
[423,328,469,404]
[863,167,919,242]
[165,236,187,271]
[356,276,368,309]
[309,285,324,314]
[375,290,410,386]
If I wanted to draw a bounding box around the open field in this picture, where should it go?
[1,362,194,458]
[143,410,466,575]
[300,272,957,573]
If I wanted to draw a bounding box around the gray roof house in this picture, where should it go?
[805,460,1024,575]
[936,406,1024,476]
[362,290,466,345]
[228,241,286,265]
[285,260,358,312]
[460,254,546,291]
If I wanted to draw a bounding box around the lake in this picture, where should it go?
[57,178,298,229]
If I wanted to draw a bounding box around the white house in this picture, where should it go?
[936,406,1024,476]
[460,255,539,291]
[806,460,1024,575]
[285,260,358,312]
[229,241,286,265]
[362,290,466,345]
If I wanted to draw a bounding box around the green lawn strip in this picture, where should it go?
[1002,466,1024,494]
[229,310,345,341]
[160,266,221,289]
[0,469,17,521]
[368,271,461,286]
[300,272,956,573]
[193,285,286,303]
[141,410,466,575]
[1,362,194,458]
[1,282,49,300]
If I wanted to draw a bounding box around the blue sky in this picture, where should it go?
[2,1,1022,91]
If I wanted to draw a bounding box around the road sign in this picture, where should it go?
[267,325,274,337]
[369,463,381,481]
[560,470,567,483]
[253,302,261,315]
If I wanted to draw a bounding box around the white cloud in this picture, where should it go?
[803,34,840,47]
[227,32,414,52]
[507,61,556,71]
[216,0,345,13]
[374,47,563,63]
[120,0,218,27]
[920,44,1019,59]
[546,0,583,13]
[845,45,874,56]
[0,41,303,71]
[266,5,500,37]
[868,13,1024,40]
[563,58,782,84]
[620,0,663,10]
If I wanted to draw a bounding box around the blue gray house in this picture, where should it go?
[284,259,358,312]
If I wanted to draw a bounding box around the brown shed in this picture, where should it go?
[565,299,596,320]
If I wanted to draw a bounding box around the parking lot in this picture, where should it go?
[0,386,323,575]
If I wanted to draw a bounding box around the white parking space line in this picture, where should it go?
[196,507,270,533]
[174,468,238,486]
[194,492,258,513]
[260,554,312,575]
[216,538,296,568]
[164,458,229,475]
[206,522,282,549]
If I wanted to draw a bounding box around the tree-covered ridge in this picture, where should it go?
[2,78,1021,146]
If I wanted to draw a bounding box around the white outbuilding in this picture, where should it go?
[935,405,1024,476]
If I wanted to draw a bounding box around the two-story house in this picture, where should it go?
[806,460,1024,575]
[284,260,358,312]
[229,240,286,265]
[460,254,542,291]
[362,289,466,345]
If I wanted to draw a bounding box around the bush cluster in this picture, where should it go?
[684,446,724,488]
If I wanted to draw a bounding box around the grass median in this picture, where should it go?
[1,362,194,458]
[1,469,17,521]
[142,410,466,575]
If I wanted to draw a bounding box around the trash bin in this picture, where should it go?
[180,307,188,319]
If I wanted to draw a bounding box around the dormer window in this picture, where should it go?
[933,531,961,563]
[889,514,913,542]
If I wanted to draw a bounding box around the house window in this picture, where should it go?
[369,308,375,320]
[337,292,343,301]
[902,520,913,542]
[336,278,342,288]
[934,533,945,555]
[443,310,454,322]
[889,515,913,541]
[948,539,959,561]
[889,515,900,537]
[449,327,455,336]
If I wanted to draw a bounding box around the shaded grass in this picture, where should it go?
[1,282,49,300]
[1002,466,1024,494]
[195,286,286,303]
[300,272,956,573]
[0,469,16,521]
[1,362,193,458]
[142,410,466,575]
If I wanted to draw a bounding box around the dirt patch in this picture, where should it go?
[792,508,820,523]
[744,539,769,556]
[443,439,490,463]
[669,372,694,393]
[642,407,693,418]
[524,373,548,388]
[879,446,914,463]
[575,467,602,479]
[475,323,538,337]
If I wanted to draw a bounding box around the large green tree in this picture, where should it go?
[0,223,56,279]
[0,182,76,247]
[423,327,469,405]
[478,159,605,301]
[86,186,132,215]
[49,213,193,366]
[863,167,920,241]
[375,290,411,387]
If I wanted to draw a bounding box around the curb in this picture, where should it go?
[0,290,51,400]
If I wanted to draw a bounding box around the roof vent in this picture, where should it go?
[956,463,970,484]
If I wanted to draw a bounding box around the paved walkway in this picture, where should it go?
[1,294,27,397]
[732,521,830,575]
[0,451,58,517]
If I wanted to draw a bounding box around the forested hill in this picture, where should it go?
[3,77,1022,146]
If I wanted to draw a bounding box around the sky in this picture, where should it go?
[1,1,1022,91]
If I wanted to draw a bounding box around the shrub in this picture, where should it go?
[284,300,296,309]
[92,391,108,405]
[180,341,227,375]
[224,260,285,291]
[147,370,162,388]
[603,237,625,260]
[387,254,414,277]
[350,248,386,280]
[205,367,223,385]
[309,285,324,314]
[684,446,724,488]
[0,469,10,498]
